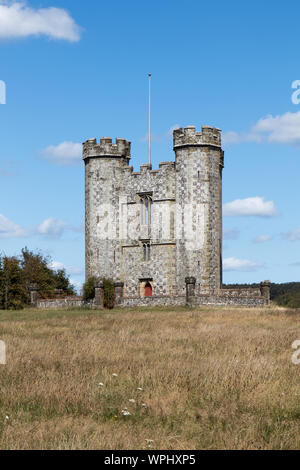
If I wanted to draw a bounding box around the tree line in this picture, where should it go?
[0,248,75,310]
[224,282,300,308]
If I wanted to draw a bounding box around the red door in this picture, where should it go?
[145,282,152,297]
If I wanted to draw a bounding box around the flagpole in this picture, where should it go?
[148,73,151,166]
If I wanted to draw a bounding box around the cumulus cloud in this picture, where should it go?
[49,260,83,275]
[37,218,69,238]
[223,257,264,272]
[70,278,83,294]
[253,234,273,243]
[282,228,300,241]
[0,1,81,42]
[0,213,27,238]
[223,111,300,146]
[223,197,278,217]
[40,141,81,166]
[223,228,240,240]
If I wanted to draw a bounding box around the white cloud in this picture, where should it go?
[223,257,264,272]
[282,228,300,241]
[223,111,300,146]
[223,197,278,217]
[70,278,83,294]
[41,141,81,166]
[37,218,69,238]
[0,1,81,42]
[48,260,64,271]
[223,228,239,240]
[49,260,83,275]
[253,234,273,243]
[0,213,27,238]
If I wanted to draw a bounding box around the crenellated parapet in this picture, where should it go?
[173,125,221,149]
[82,137,131,161]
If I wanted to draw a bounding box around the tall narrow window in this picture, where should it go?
[149,199,152,224]
[145,198,149,223]
[139,195,152,225]
[140,199,144,224]
[143,242,151,261]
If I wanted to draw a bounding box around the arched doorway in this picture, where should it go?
[145,282,152,297]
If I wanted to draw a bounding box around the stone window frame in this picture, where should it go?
[139,192,153,226]
[141,240,151,262]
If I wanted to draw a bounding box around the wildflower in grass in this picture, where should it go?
[137,387,143,391]
[121,410,131,416]
[141,403,147,407]
[5,416,9,421]
[112,373,118,377]
[129,399,136,403]
[98,382,104,387]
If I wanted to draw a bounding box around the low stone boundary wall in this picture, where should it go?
[119,295,186,308]
[190,294,267,307]
[37,298,86,309]
[31,280,270,309]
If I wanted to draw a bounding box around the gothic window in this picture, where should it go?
[143,242,151,261]
[140,195,152,225]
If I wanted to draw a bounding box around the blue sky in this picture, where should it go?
[0,0,300,290]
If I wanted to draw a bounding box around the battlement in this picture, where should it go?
[173,125,221,149]
[82,137,131,160]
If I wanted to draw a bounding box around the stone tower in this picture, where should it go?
[173,126,224,293]
[83,125,224,299]
[83,137,131,281]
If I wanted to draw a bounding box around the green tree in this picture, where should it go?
[0,248,76,310]
[20,247,75,299]
[82,277,115,309]
[82,276,96,301]
[2,256,27,310]
[0,255,4,309]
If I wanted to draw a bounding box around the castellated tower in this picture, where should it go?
[173,126,224,293]
[83,125,224,300]
[83,137,131,281]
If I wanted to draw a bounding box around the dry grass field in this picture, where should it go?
[0,305,299,450]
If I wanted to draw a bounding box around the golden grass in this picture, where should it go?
[0,305,299,449]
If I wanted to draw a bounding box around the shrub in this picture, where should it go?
[103,278,114,309]
[82,277,115,309]
[0,248,75,310]
[275,292,300,309]
[82,277,96,301]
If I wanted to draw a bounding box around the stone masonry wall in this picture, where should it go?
[173,126,223,294]
[82,126,269,308]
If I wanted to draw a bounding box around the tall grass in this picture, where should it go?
[0,306,299,449]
